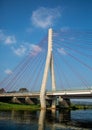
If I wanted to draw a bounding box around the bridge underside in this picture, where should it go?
[0,96,38,105]
[0,96,70,108]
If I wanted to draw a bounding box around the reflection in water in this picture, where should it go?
[38,110,46,130]
[11,110,38,124]
[0,109,92,130]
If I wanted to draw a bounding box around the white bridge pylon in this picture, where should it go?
[40,28,56,109]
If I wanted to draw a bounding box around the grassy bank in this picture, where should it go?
[70,104,92,110]
[0,102,92,111]
[0,102,40,110]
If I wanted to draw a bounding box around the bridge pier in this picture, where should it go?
[51,97,56,109]
[11,97,21,104]
[25,97,34,104]
[58,96,70,108]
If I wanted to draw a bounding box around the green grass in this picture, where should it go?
[0,102,40,110]
[0,102,92,111]
[70,103,92,110]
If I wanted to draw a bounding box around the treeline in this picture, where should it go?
[0,88,29,93]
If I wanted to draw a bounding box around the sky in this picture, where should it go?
[0,0,92,90]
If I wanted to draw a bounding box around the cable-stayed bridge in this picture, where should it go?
[0,28,92,109]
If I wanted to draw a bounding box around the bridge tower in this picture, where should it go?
[40,28,56,109]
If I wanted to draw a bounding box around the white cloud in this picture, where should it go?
[5,69,12,75]
[31,7,61,28]
[5,35,16,44]
[11,43,42,57]
[57,48,67,55]
[29,44,42,56]
[12,45,26,56]
[0,29,16,45]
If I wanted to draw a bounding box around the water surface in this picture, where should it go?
[0,109,92,130]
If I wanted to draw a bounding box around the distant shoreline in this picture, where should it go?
[70,103,92,110]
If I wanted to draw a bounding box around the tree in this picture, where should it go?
[19,88,28,93]
[0,88,6,93]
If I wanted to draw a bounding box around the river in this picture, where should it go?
[0,109,92,130]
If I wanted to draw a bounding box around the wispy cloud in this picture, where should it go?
[0,29,16,45]
[57,48,67,55]
[31,7,61,29]
[4,69,12,75]
[29,44,42,56]
[12,43,42,57]
[12,45,26,56]
[5,35,16,44]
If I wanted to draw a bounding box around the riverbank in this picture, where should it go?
[70,103,92,110]
[0,102,92,110]
[0,102,40,110]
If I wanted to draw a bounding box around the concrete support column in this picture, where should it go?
[51,97,56,109]
[51,55,56,91]
[50,55,56,109]
[58,96,70,108]
[63,98,70,108]
[40,28,53,109]
[25,97,34,104]
[11,97,21,104]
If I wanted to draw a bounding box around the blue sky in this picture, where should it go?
[0,0,92,91]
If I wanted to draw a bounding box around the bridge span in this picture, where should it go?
[0,89,92,98]
[0,89,92,107]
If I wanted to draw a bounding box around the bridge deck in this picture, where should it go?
[0,89,92,99]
